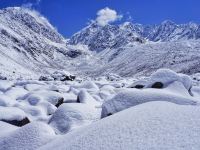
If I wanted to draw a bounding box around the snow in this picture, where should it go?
[0,121,18,136]
[5,87,28,100]
[146,69,193,90]
[101,79,197,118]
[0,122,56,150]
[77,89,100,106]
[0,107,27,121]
[39,101,200,150]
[0,6,200,149]
[0,81,14,92]
[74,81,99,91]
[21,90,64,106]
[0,94,16,106]
[49,103,101,134]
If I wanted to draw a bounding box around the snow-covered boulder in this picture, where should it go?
[21,90,64,107]
[0,74,7,80]
[39,75,54,81]
[128,79,149,89]
[39,101,200,150]
[0,80,14,92]
[51,70,76,81]
[77,90,99,106]
[0,121,18,136]
[0,122,55,150]
[101,88,197,118]
[5,87,28,100]
[75,81,99,91]
[0,106,30,126]
[146,69,193,91]
[0,94,16,106]
[49,103,100,134]
[106,73,121,81]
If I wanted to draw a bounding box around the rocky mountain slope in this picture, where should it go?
[70,20,200,52]
[69,21,200,77]
[0,7,200,79]
[0,7,73,79]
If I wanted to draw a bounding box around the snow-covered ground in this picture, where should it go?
[1,6,200,150]
[0,69,200,150]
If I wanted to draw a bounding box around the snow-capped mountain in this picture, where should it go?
[0,7,72,79]
[70,21,200,52]
[139,20,200,41]
[67,20,200,77]
[69,22,145,52]
[0,7,200,79]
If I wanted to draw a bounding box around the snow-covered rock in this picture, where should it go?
[77,90,99,106]
[39,101,200,150]
[0,121,18,136]
[0,94,16,106]
[0,80,14,92]
[21,90,64,107]
[146,69,193,91]
[0,106,30,126]
[49,103,100,134]
[101,86,197,118]
[0,122,55,150]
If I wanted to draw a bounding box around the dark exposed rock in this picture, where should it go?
[133,85,144,89]
[151,82,164,89]
[60,75,76,81]
[2,117,30,127]
[55,98,64,108]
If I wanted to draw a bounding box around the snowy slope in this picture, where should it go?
[0,7,75,79]
[93,40,200,77]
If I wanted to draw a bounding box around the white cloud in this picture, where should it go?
[96,7,123,26]
[22,0,42,8]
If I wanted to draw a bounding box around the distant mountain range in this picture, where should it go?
[70,20,200,52]
[0,7,200,79]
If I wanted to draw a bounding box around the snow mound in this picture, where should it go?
[49,103,100,134]
[101,87,197,118]
[39,101,200,150]
[21,90,64,107]
[146,69,192,90]
[0,81,14,92]
[0,94,16,106]
[0,106,27,121]
[77,90,99,106]
[0,122,55,150]
[76,81,99,91]
[0,121,18,136]
[5,87,28,100]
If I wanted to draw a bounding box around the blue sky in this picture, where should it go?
[0,0,200,37]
